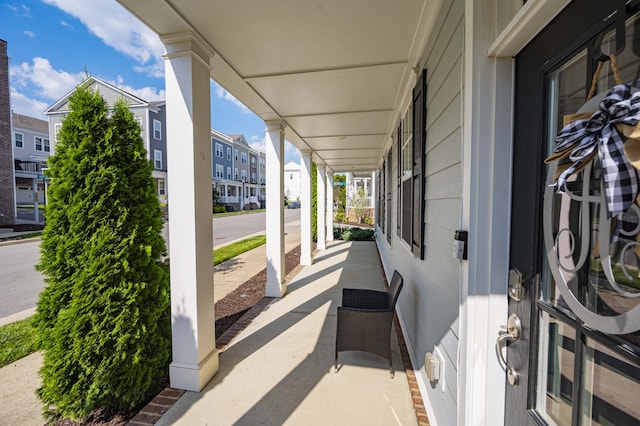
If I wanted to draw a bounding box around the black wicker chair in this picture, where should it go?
[335,270,403,377]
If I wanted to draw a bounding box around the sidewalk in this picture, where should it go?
[0,231,300,426]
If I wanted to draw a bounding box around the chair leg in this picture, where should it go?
[389,358,394,378]
[335,350,338,373]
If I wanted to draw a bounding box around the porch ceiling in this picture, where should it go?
[118,0,438,173]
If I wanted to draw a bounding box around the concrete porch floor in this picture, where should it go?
[155,240,418,425]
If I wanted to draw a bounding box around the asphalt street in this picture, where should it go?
[0,209,300,320]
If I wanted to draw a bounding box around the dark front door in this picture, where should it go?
[507,1,640,424]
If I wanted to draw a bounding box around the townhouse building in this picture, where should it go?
[45,77,168,206]
[12,112,50,207]
[284,161,300,202]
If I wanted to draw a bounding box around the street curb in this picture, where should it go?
[0,237,42,247]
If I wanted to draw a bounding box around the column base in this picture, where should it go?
[300,255,313,266]
[266,281,287,297]
[169,348,219,392]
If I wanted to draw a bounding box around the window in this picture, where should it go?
[241,170,247,181]
[234,168,239,180]
[54,123,62,141]
[227,167,232,180]
[134,117,143,135]
[241,152,247,164]
[251,157,256,168]
[158,179,166,195]
[251,172,256,183]
[235,149,239,162]
[153,119,161,140]
[14,133,23,148]
[43,138,50,153]
[154,149,162,169]
[397,68,426,258]
[216,164,224,178]
[35,136,43,151]
[215,143,223,158]
[227,147,231,160]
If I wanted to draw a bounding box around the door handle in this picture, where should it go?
[496,313,522,386]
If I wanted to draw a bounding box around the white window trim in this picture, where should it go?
[153,119,162,140]
[35,136,43,151]
[14,132,24,149]
[54,123,62,142]
[215,143,223,158]
[216,164,224,178]
[227,167,232,180]
[158,179,166,196]
[154,149,163,169]
[43,138,50,153]
[227,147,231,160]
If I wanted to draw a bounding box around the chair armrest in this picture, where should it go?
[342,288,388,309]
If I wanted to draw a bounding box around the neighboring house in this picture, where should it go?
[345,172,374,224]
[211,128,236,208]
[229,134,258,209]
[284,161,300,202]
[212,130,266,210]
[118,3,640,425]
[11,112,50,206]
[45,77,168,206]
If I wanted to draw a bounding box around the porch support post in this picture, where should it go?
[32,176,39,222]
[265,120,286,297]
[371,171,376,223]
[162,32,218,392]
[326,171,334,242]
[316,163,326,250]
[300,150,313,265]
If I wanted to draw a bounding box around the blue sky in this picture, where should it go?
[1,0,300,163]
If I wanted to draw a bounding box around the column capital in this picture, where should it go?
[264,120,287,133]
[161,32,215,71]
[299,149,312,157]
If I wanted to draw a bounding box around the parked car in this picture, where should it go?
[287,201,300,209]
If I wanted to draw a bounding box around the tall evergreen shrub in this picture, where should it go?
[34,83,170,420]
[312,161,317,242]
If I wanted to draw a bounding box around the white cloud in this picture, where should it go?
[10,87,49,119]
[59,19,72,29]
[23,30,35,38]
[42,0,165,77]
[10,57,85,100]
[212,81,251,113]
[6,2,30,16]
[249,135,266,153]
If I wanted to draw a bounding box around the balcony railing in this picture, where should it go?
[346,196,374,210]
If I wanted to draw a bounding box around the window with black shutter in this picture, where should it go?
[412,69,426,259]
[386,149,392,244]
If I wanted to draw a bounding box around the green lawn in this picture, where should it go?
[212,208,265,218]
[0,234,269,367]
[214,235,266,265]
[0,318,39,368]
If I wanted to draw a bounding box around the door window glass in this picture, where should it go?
[536,312,576,426]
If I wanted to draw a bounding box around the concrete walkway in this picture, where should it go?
[0,238,417,425]
[155,240,416,426]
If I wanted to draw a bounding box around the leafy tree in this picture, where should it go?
[33,83,170,421]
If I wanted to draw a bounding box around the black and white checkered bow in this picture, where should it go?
[553,84,640,220]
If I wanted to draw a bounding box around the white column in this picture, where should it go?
[326,171,334,242]
[32,176,39,222]
[371,171,376,223]
[316,163,326,250]
[265,120,286,297]
[162,32,218,392]
[300,150,313,265]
